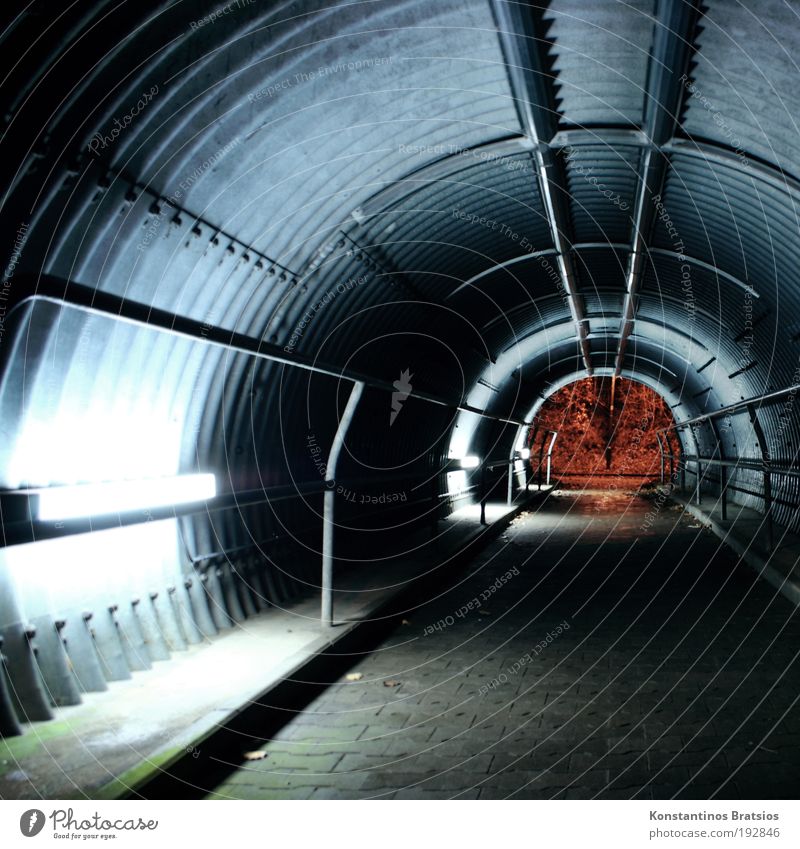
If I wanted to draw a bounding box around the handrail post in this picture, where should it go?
[748,403,774,553]
[430,473,439,538]
[526,453,532,491]
[696,458,702,505]
[713,423,728,521]
[667,432,675,482]
[764,467,774,551]
[720,462,728,521]
[321,381,364,626]
[537,430,548,489]
[706,418,726,521]
[546,431,558,486]
[655,433,665,484]
[480,463,487,525]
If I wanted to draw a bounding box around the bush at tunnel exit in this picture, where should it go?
[529,377,677,487]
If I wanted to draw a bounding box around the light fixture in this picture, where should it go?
[459,455,480,469]
[36,473,217,521]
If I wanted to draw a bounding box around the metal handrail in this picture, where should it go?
[476,432,557,523]
[658,384,800,433]
[3,277,528,429]
[554,471,662,478]
[665,453,800,479]
[660,451,787,551]
[654,386,800,551]
[189,484,450,565]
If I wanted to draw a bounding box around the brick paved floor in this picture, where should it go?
[207,491,800,800]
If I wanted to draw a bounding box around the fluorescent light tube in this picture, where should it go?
[37,474,216,521]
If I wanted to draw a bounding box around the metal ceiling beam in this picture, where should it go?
[336,230,429,303]
[354,136,536,219]
[490,0,593,375]
[304,137,537,279]
[549,130,800,199]
[347,125,800,236]
[489,309,712,358]
[549,129,653,151]
[446,244,609,297]
[647,248,758,295]
[448,243,759,300]
[661,138,800,196]
[308,124,793,309]
[336,128,800,260]
[614,0,703,376]
[523,350,682,385]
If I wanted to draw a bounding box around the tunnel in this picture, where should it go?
[0,0,799,804]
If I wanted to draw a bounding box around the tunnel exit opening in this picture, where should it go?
[528,377,678,490]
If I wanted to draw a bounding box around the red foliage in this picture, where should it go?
[529,377,677,489]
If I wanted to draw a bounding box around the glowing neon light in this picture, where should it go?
[37,474,216,521]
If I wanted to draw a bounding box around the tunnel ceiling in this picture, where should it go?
[1,0,800,490]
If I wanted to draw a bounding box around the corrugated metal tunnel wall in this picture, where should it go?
[1,0,800,734]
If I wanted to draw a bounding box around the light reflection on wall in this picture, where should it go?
[0,303,191,489]
[0,520,186,632]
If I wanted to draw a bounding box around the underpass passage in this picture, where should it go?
[3,0,800,805]
[206,493,800,800]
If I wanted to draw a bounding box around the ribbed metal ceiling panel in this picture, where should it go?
[122,0,522,271]
[449,252,572,337]
[573,246,629,292]
[356,153,550,299]
[563,144,641,242]
[483,298,575,357]
[680,0,800,180]
[584,289,625,320]
[544,0,656,129]
[653,154,799,299]
[648,156,797,412]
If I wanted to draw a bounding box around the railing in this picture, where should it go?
[0,447,549,735]
[477,431,558,525]
[554,471,662,477]
[0,280,531,637]
[656,385,800,552]
[535,430,559,490]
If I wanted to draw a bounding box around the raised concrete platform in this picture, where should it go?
[203,491,800,800]
[0,493,544,800]
[665,488,800,607]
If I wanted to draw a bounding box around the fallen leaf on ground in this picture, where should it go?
[243,751,268,761]
[345,672,363,682]
[383,680,402,688]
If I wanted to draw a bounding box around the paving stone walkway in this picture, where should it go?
[208,490,800,800]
